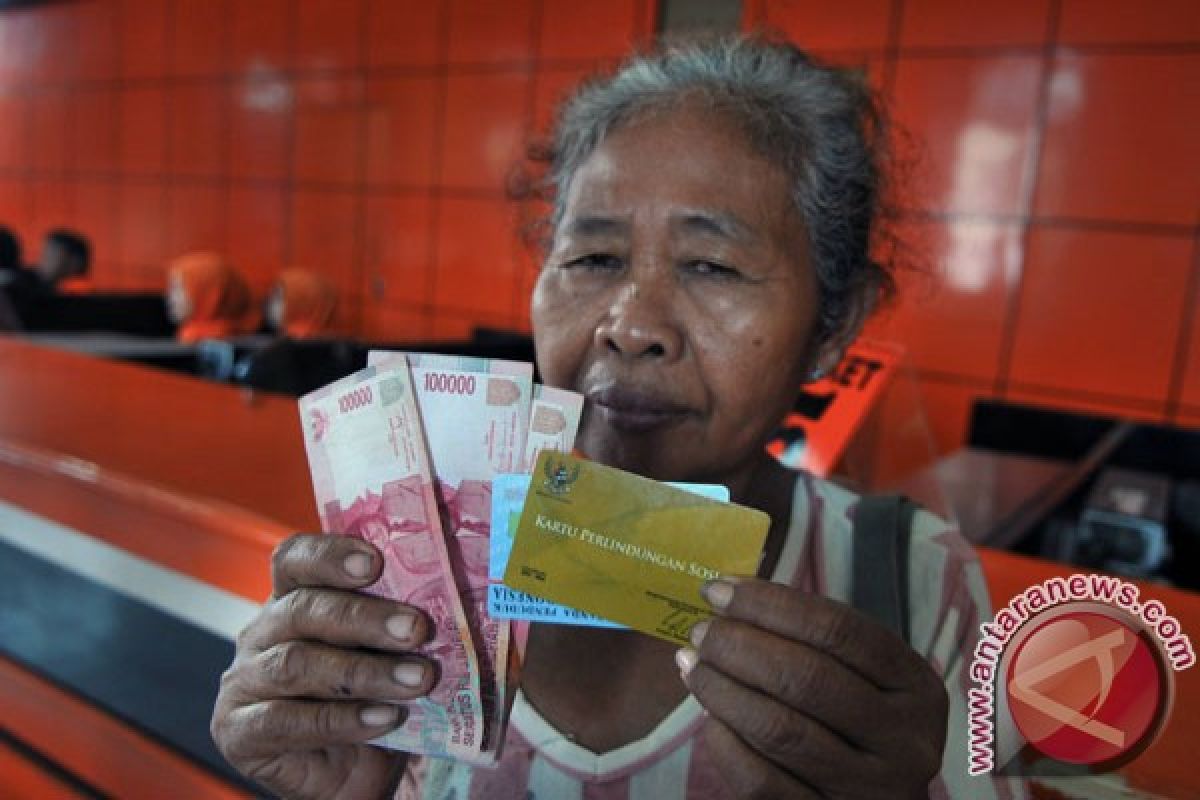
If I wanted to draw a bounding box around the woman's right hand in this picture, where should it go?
[211,534,437,800]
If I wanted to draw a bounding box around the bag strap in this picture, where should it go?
[851,494,916,644]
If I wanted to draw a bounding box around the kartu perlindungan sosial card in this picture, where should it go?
[502,452,769,646]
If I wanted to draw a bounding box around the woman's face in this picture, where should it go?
[166,272,191,324]
[532,105,821,483]
[265,286,285,331]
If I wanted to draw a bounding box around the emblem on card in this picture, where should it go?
[542,456,581,497]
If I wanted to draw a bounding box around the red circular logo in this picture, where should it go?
[1005,608,1169,767]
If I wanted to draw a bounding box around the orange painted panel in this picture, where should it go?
[170,0,230,77]
[29,91,71,174]
[72,180,120,285]
[749,0,893,52]
[867,218,1020,380]
[1035,53,1200,226]
[73,0,120,81]
[0,178,34,246]
[30,180,75,241]
[72,87,119,174]
[1058,0,1200,45]
[119,86,169,176]
[0,656,251,800]
[293,76,365,185]
[365,76,441,188]
[892,55,1042,215]
[294,0,364,71]
[365,0,443,67]
[441,71,531,192]
[363,193,433,307]
[1177,293,1200,410]
[1008,228,1192,404]
[227,185,288,289]
[119,0,170,79]
[899,0,1051,48]
[229,77,293,181]
[167,184,228,257]
[117,181,169,272]
[169,83,228,177]
[532,65,600,136]
[360,303,429,342]
[230,0,291,74]
[0,90,30,171]
[539,0,647,62]
[447,0,536,65]
[434,197,522,317]
[289,189,361,300]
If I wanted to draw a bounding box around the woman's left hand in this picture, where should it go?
[678,578,949,799]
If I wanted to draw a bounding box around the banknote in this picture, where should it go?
[504,452,770,646]
[523,384,586,471]
[298,364,486,761]
[399,352,533,757]
[488,474,730,628]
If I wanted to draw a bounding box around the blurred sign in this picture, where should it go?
[767,340,900,477]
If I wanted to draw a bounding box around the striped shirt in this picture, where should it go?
[398,473,1029,799]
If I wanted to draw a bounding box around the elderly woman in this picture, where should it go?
[211,38,1022,799]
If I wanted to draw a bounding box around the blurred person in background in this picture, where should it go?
[0,227,21,330]
[37,229,92,294]
[167,252,258,343]
[0,225,23,280]
[265,268,338,339]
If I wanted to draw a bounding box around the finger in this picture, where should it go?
[231,640,437,703]
[702,578,927,690]
[682,653,870,792]
[222,698,406,761]
[271,533,383,599]
[240,587,430,653]
[690,616,881,746]
[701,718,820,800]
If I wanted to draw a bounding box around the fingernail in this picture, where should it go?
[675,647,698,676]
[690,619,710,648]
[343,551,373,578]
[387,614,416,641]
[701,579,734,611]
[393,662,426,688]
[360,705,398,727]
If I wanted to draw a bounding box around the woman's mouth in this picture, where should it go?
[588,386,691,433]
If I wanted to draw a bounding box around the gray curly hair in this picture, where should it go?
[534,35,897,350]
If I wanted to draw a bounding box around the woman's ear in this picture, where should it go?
[807,289,876,382]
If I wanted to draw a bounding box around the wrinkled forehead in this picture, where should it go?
[559,103,801,240]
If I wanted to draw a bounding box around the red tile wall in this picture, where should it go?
[745,0,1200,454]
[1,0,1195,457]
[0,0,655,336]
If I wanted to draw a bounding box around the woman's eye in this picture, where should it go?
[686,260,740,279]
[565,253,624,271]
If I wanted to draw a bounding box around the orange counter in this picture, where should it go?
[0,336,314,601]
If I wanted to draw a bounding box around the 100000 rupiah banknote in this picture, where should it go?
[401,352,533,758]
[298,364,486,761]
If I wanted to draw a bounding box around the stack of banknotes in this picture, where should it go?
[298,352,584,766]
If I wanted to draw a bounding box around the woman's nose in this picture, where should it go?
[593,280,684,362]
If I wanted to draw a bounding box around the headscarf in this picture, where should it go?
[168,252,256,343]
[273,268,337,338]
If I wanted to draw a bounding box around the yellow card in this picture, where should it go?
[503,452,770,645]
